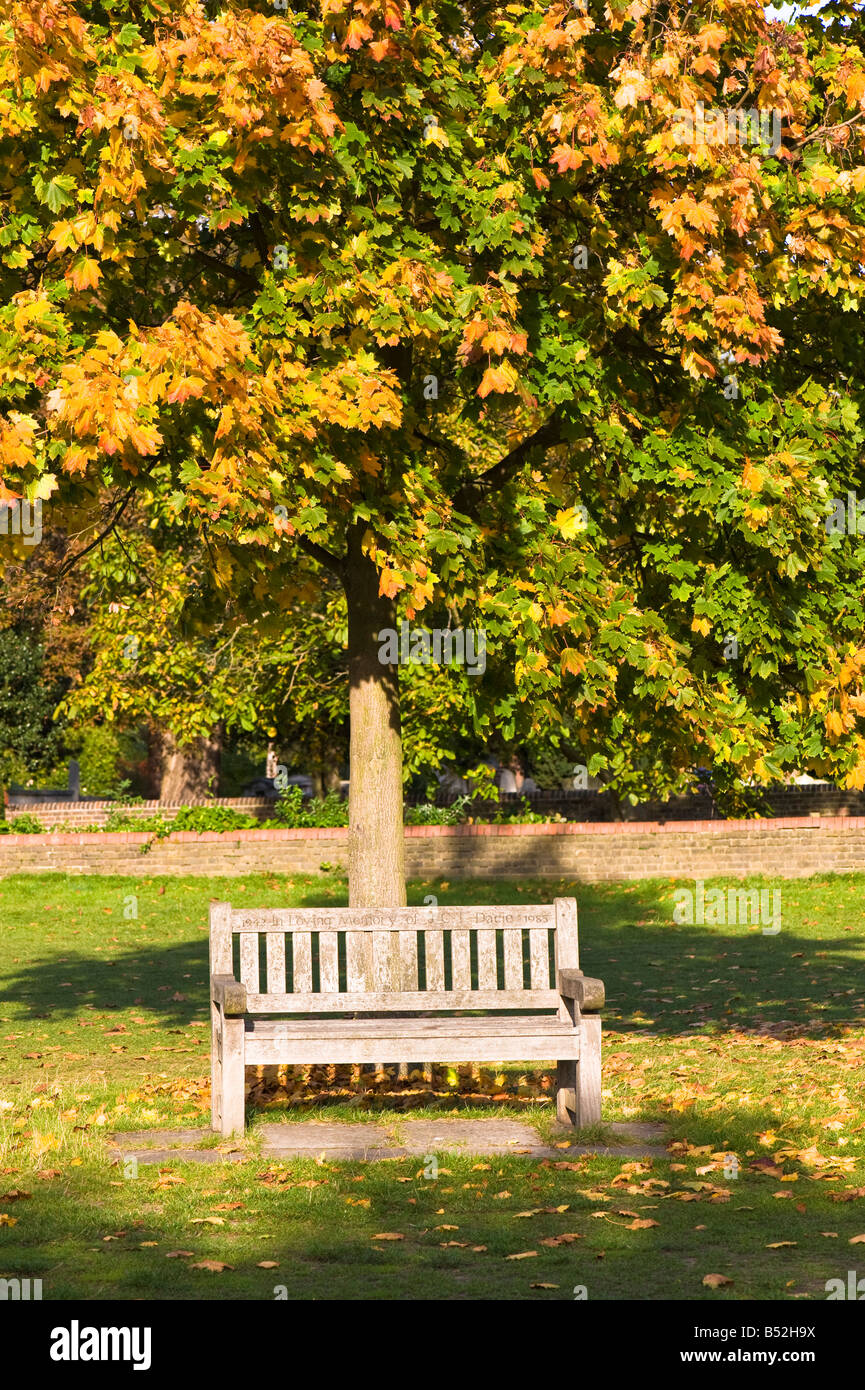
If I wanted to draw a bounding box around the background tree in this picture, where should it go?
[2,0,865,904]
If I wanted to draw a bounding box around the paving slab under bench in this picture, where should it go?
[108,1119,667,1163]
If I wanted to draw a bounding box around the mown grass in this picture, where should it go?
[1,870,864,1299]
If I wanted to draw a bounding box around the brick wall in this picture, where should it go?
[2,817,865,881]
[9,783,865,830]
[3,798,277,829]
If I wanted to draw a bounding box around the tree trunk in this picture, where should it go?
[310,745,344,799]
[343,525,406,907]
[155,724,223,802]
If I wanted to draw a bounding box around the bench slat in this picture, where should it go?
[250,1015,571,1037]
[239,933,259,994]
[244,988,559,1013]
[346,932,374,991]
[319,934,339,993]
[373,931,399,992]
[266,933,286,995]
[292,932,312,993]
[477,930,498,990]
[425,930,445,991]
[399,931,418,991]
[504,930,524,990]
[529,927,550,990]
[246,1027,578,1066]
[451,929,471,990]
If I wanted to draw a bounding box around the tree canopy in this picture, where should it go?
[2,0,865,901]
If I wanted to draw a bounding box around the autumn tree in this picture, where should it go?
[3,0,865,903]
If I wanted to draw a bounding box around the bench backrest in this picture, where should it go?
[210,899,579,1013]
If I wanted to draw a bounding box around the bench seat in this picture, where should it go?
[243,1014,580,1065]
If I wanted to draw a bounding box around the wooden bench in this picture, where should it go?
[209,897,604,1136]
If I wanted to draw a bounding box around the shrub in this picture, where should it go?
[269,786,349,828]
[0,813,45,834]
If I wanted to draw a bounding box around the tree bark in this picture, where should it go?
[155,724,223,802]
[343,524,406,907]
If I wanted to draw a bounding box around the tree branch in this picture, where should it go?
[55,489,137,580]
[295,532,345,578]
[452,414,562,515]
[181,244,260,292]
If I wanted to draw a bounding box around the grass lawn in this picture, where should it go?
[1,870,864,1300]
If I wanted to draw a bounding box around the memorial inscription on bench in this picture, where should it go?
[231,906,554,932]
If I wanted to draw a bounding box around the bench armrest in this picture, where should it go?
[557,969,604,1012]
[211,974,247,1016]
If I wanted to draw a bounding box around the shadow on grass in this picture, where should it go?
[1,876,861,1044]
[1,1096,861,1301]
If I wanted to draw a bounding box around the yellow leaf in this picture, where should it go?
[555,506,588,539]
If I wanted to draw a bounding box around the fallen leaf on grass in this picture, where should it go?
[190,1217,225,1226]
[0,1190,31,1201]
[766,1241,797,1249]
[190,1260,233,1272]
[211,1202,244,1211]
[0,1215,17,1227]
[257,1261,279,1269]
[820,1232,838,1238]
[531,1282,560,1289]
[626,1219,659,1230]
[139,1242,158,1248]
[749,1159,785,1178]
[702,1273,733,1288]
[515,1206,569,1218]
[372,1233,404,1241]
[849,1234,865,1244]
[165,1251,194,1258]
[506,1250,538,1260]
[540,1233,583,1247]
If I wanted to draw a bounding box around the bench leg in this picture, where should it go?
[557,1015,602,1128]
[221,1016,246,1137]
[556,1059,577,1127]
[211,1002,222,1133]
[576,1014,602,1126]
